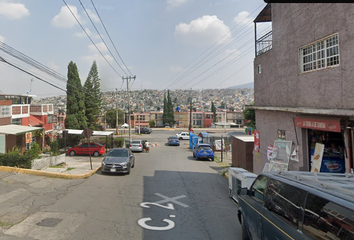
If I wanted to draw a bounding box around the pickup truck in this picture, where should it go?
[176,132,190,140]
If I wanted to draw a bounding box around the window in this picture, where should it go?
[264,179,306,229]
[0,106,11,118]
[303,193,354,240]
[250,175,269,202]
[257,64,261,74]
[300,34,339,73]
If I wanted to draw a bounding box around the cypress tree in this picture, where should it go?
[65,61,87,130]
[163,92,167,125]
[167,90,174,126]
[84,61,102,129]
[211,101,216,122]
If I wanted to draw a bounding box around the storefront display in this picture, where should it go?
[308,129,345,173]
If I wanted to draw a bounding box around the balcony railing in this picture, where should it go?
[256,31,272,57]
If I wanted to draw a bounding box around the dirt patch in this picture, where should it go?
[0,212,27,229]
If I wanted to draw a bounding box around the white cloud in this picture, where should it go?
[74,27,102,40]
[233,11,253,27]
[174,15,231,46]
[0,2,29,20]
[85,9,99,22]
[51,5,84,28]
[167,0,187,9]
[74,27,91,37]
[47,61,61,72]
[169,65,183,72]
[88,42,108,53]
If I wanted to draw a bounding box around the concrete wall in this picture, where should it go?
[254,110,309,174]
[254,3,354,109]
[31,154,65,170]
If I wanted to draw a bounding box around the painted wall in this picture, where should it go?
[254,3,354,110]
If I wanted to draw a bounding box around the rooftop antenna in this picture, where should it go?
[28,78,34,94]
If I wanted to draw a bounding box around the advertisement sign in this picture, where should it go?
[254,131,260,152]
[294,117,341,133]
[25,132,32,144]
[267,145,274,161]
[311,143,324,172]
[269,140,292,172]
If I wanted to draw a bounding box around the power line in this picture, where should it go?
[79,0,130,76]
[90,0,133,76]
[162,3,266,89]
[62,0,123,78]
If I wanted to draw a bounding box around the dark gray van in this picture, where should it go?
[238,171,354,240]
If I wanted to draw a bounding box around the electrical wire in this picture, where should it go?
[90,0,133,76]
[62,0,123,78]
[162,3,266,90]
[79,0,129,76]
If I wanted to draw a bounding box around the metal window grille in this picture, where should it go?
[300,34,339,73]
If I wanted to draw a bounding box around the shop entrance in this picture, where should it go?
[308,129,345,173]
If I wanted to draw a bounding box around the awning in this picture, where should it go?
[29,115,44,127]
[0,124,44,135]
[58,129,114,136]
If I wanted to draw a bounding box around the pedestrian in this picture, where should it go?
[144,141,150,153]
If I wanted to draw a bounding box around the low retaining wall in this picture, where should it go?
[32,154,66,170]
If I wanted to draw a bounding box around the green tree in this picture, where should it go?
[167,90,174,126]
[105,108,124,128]
[163,93,168,125]
[65,61,87,146]
[65,61,87,130]
[211,101,216,122]
[84,61,102,130]
[243,104,256,129]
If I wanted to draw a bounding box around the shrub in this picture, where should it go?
[50,140,61,156]
[113,137,124,148]
[0,153,32,169]
[24,142,41,160]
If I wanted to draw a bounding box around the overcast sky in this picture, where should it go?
[0,0,269,98]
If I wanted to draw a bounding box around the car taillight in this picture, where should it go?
[139,144,142,147]
[129,145,132,147]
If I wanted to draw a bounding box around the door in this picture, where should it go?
[239,175,268,240]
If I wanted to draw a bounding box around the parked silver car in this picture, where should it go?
[101,148,135,174]
[129,140,144,152]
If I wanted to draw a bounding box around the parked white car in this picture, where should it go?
[176,132,190,140]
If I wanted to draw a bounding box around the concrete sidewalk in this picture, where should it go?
[0,156,102,179]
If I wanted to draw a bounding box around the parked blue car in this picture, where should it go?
[193,143,214,161]
[168,136,180,146]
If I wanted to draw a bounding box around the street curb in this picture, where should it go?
[0,166,100,179]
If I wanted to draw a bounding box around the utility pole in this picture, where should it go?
[189,88,192,132]
[116,88,118,135]
[122,75,136,142]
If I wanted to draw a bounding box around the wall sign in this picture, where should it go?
[294,117,341,132]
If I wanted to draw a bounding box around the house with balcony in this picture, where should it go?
[251,3,354,174]
[0,94,47,154]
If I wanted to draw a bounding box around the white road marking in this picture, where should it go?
[154,193,189,208]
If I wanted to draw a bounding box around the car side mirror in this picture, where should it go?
[238,187,248,196]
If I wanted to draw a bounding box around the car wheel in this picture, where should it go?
[127,166,131,175]
[93,151,99,157]
[241,215,250,240]
[179,137,183,140]
[132,160,135,168]
[69,151,75,156]
[211,158,214,161]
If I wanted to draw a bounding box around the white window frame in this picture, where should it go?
[299,33,340,73]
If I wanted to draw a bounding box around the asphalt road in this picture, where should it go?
[0,130,241,240]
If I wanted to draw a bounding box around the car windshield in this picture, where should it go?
[169,137,178,139]
[131,141,141,144]
[107,149,128,157]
